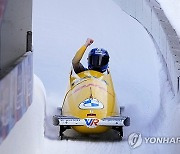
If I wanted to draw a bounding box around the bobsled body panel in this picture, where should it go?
[61,70,120,134]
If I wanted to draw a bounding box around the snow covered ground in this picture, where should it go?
[0,75,45,154]
[32,0,180,154]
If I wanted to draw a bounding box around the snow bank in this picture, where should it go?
[0,75,45,154]
[157,0,180,101]
[111,0,180,153]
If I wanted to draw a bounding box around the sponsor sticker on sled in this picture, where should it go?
[84,118,99,128]
[79,98,104,109]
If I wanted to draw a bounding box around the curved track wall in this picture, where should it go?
[0,0,34,147]
[113,0,180,100]
[0,52,33,144]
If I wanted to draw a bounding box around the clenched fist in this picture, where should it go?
[84,38,94,47]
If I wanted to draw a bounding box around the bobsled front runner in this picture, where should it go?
[53,69,130,139]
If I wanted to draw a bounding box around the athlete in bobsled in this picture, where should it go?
[72,38,109,74]
[53,38,130,140]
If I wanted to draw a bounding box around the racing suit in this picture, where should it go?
[72,45,87,74]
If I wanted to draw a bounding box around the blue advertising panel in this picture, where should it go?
[0,53,33,144]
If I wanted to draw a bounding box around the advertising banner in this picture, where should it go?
[0,53,33,144]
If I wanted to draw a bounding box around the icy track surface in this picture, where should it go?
[33,0,180,154]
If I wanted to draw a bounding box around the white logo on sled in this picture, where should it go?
[79,98,103,109]
[128,133,143,148]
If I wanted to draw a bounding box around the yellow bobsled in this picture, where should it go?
[53,69,130,139]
